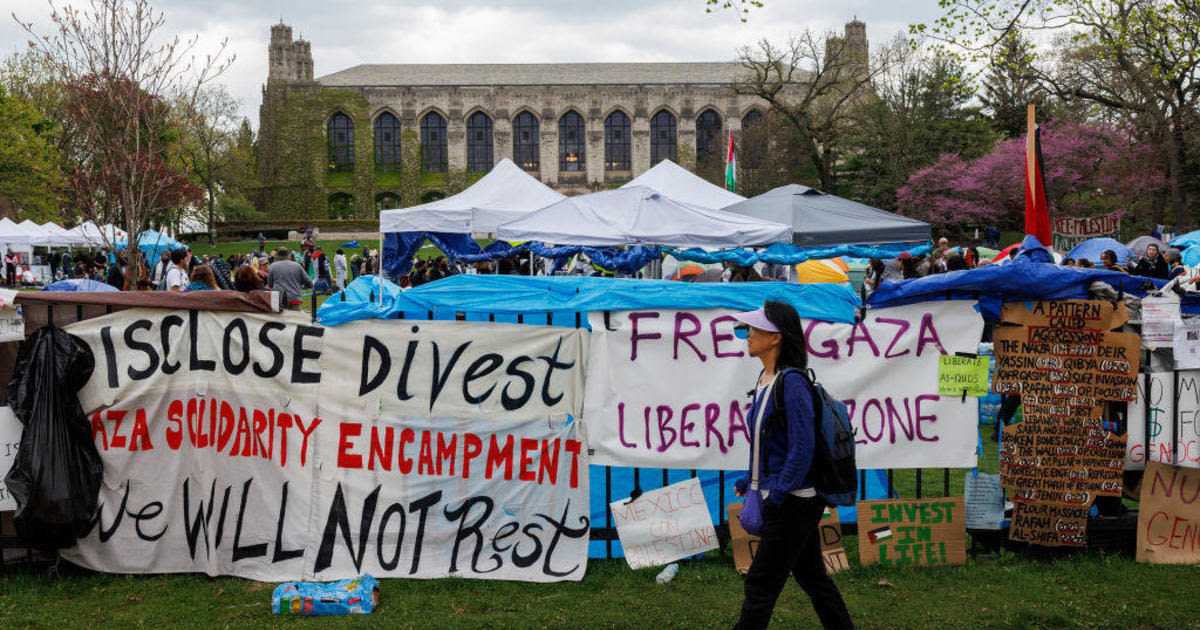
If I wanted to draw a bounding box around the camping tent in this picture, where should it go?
[1065,237,1134,265]
[117,230,183,260]
[722,184,930,247]
[495,186,792,248]
[1126,235,1166,257]
[620,159,745,210]
[379,158,565,234]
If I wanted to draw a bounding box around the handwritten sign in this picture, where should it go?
[59,310,591,583]
[727,503,847,574]
[0,406,20,511]
[938,355,990,397]
[1136,461,1200,564]
[584,302,984,470]
[610,478,718,570]
[1051,211,1121,252]
[994,300,1138,547]
[856,498,966,567]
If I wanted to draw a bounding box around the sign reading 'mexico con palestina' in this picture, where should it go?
[62,309,591,583]
[993,300,1138,547]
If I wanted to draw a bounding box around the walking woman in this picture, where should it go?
[731,301,854,630]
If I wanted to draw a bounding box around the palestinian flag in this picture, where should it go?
[725,131,736,193]
[867,526,893,544]
[1024,105,1052,246]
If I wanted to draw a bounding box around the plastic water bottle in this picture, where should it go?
[655,563,679,585]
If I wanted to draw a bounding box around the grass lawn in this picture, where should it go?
[0,549,1194,629]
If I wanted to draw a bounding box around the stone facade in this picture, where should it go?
[255,21,868,220]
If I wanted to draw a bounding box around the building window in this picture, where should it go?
[696,109,723,169]
[559,111,585,172]
[650,110,677,165]
[327,113,354,173]
[466,111,494,173]
[513,111,540,171]
[373,112,401,172]
[328,193,355,219]
[604,110,631,171]
[375,192,401,214]
[420,112,448,172]
[742,109,763,129]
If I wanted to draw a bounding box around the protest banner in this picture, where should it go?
[856,498,966,567]
[1050,211,1121,253]
[611,478,718,569]
[938,355,990,397]
[584,302,984,470]
[993,300,1138,547]
[0,406,19,511]
[726,503,847,574]
[1136,461,1200,564]
[58,309,591,582]
[1126,372,1175,470]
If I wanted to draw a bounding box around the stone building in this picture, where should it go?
[255,20,868,220]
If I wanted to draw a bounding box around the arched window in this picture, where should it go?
[373,112,401,172]
[466,111,493,172]
[513,111,540,171]
[558,111,585,172]
[420,190,446,203]
[742,109,763,129]
[328,113,354,173]
[695,109,723,169]
[328,193,355,219]
[420,112,447,172]
[650,110,677,165]
[375,192,401,214]
[604,110,631,171]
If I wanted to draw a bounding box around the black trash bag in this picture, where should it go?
[4,324,99,550]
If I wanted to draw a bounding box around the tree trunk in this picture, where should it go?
[1166,108,1192,227]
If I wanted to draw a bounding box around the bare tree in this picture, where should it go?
[732,31,909,193]
[179,84,240,245]
[13,0,232,286]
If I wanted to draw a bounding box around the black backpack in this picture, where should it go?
[764,367,858,506]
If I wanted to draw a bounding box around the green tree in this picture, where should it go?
[0,87,63,220]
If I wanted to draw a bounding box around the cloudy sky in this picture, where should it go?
[1,1,943,124]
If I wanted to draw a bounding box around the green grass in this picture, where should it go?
[0,550,1194,629]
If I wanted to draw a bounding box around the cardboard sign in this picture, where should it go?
[610,478,719,570]
[584,302,984,470]
[1136,461,1200,564]
[938,355,990,397]
[727,503,847,575]
[0,406,20,511]
[857,498,966,567]
[993,300,1139,547]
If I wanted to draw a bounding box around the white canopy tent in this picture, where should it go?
[620,159,745,210]
[69,221,127,247]
[495,186,792,248]
[17,220,71,247]
[0,218,34,254]
[379,159,566,234]
[41,222,87,247]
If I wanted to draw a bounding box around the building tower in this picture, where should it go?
[844,19,868,67]
[268,22,313,82]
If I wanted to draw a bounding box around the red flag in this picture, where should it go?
[1024,105,1051,246]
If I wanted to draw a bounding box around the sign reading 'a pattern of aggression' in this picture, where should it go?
[993,300,1138,547]
[856,498,966,567]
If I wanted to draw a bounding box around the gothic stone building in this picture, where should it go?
[255,21,867,220]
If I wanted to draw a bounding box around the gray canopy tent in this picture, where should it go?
[723,184,930,247]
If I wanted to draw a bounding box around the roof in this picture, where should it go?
[318,62,747,87]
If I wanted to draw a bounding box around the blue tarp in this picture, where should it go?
[667,241,932,266]
[115,230,185,261]
[868,260,1166,321]
[1170,229,1200,249]
[42,279,119,292]
[1183,247,1200,267]
[315,275,403,326]
[383,232,663,277]
[1065,237,1134,265]
[318,275,861,326]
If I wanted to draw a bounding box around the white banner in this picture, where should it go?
[583,302,984,470]
[56,310,590,582]
[0,406,19,511]
[610,478,718,569]
[1127,371,1200,470]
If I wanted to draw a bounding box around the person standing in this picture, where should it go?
[4,249,14,287]
[164,248,191,292]
[731,301,855,630]
[334,249,348,290]
[266,247,313,310]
